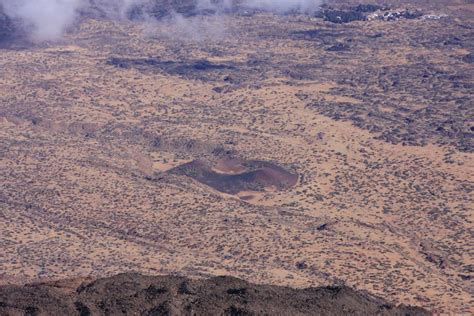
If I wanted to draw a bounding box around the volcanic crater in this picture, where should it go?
[169,158,298,195]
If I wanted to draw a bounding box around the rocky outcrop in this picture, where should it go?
[0,273,430,315]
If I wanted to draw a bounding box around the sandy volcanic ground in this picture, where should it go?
[0,1,473,314]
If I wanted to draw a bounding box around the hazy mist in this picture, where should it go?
[0,0,323,41]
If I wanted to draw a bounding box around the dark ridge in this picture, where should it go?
[0,273,431,315]
[107,57,235,79]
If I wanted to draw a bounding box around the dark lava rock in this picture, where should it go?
[326,43,350,52]
[352,4,386,13]
[378,9,423,21]
[84,0,238,20]
[0,273,430,315]
[107,57,235,80]
[309,61,474,152]
[227,287,247,295]
[319,5,423,24]
[317,223,329,231]
[368,32,384,39]
[0,6,15,44]
[462,53,474,63]
[83,0,198,19]
[178,280,196,295]
[322,9,367,24]
[296,261,308,269]
[401,10,423,20]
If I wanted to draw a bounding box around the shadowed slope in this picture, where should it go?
[0,6,15,43]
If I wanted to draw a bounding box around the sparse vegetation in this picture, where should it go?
[0,1,472,314]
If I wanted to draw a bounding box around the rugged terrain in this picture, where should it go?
[0,0,473,314]
[0,272,429,315]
